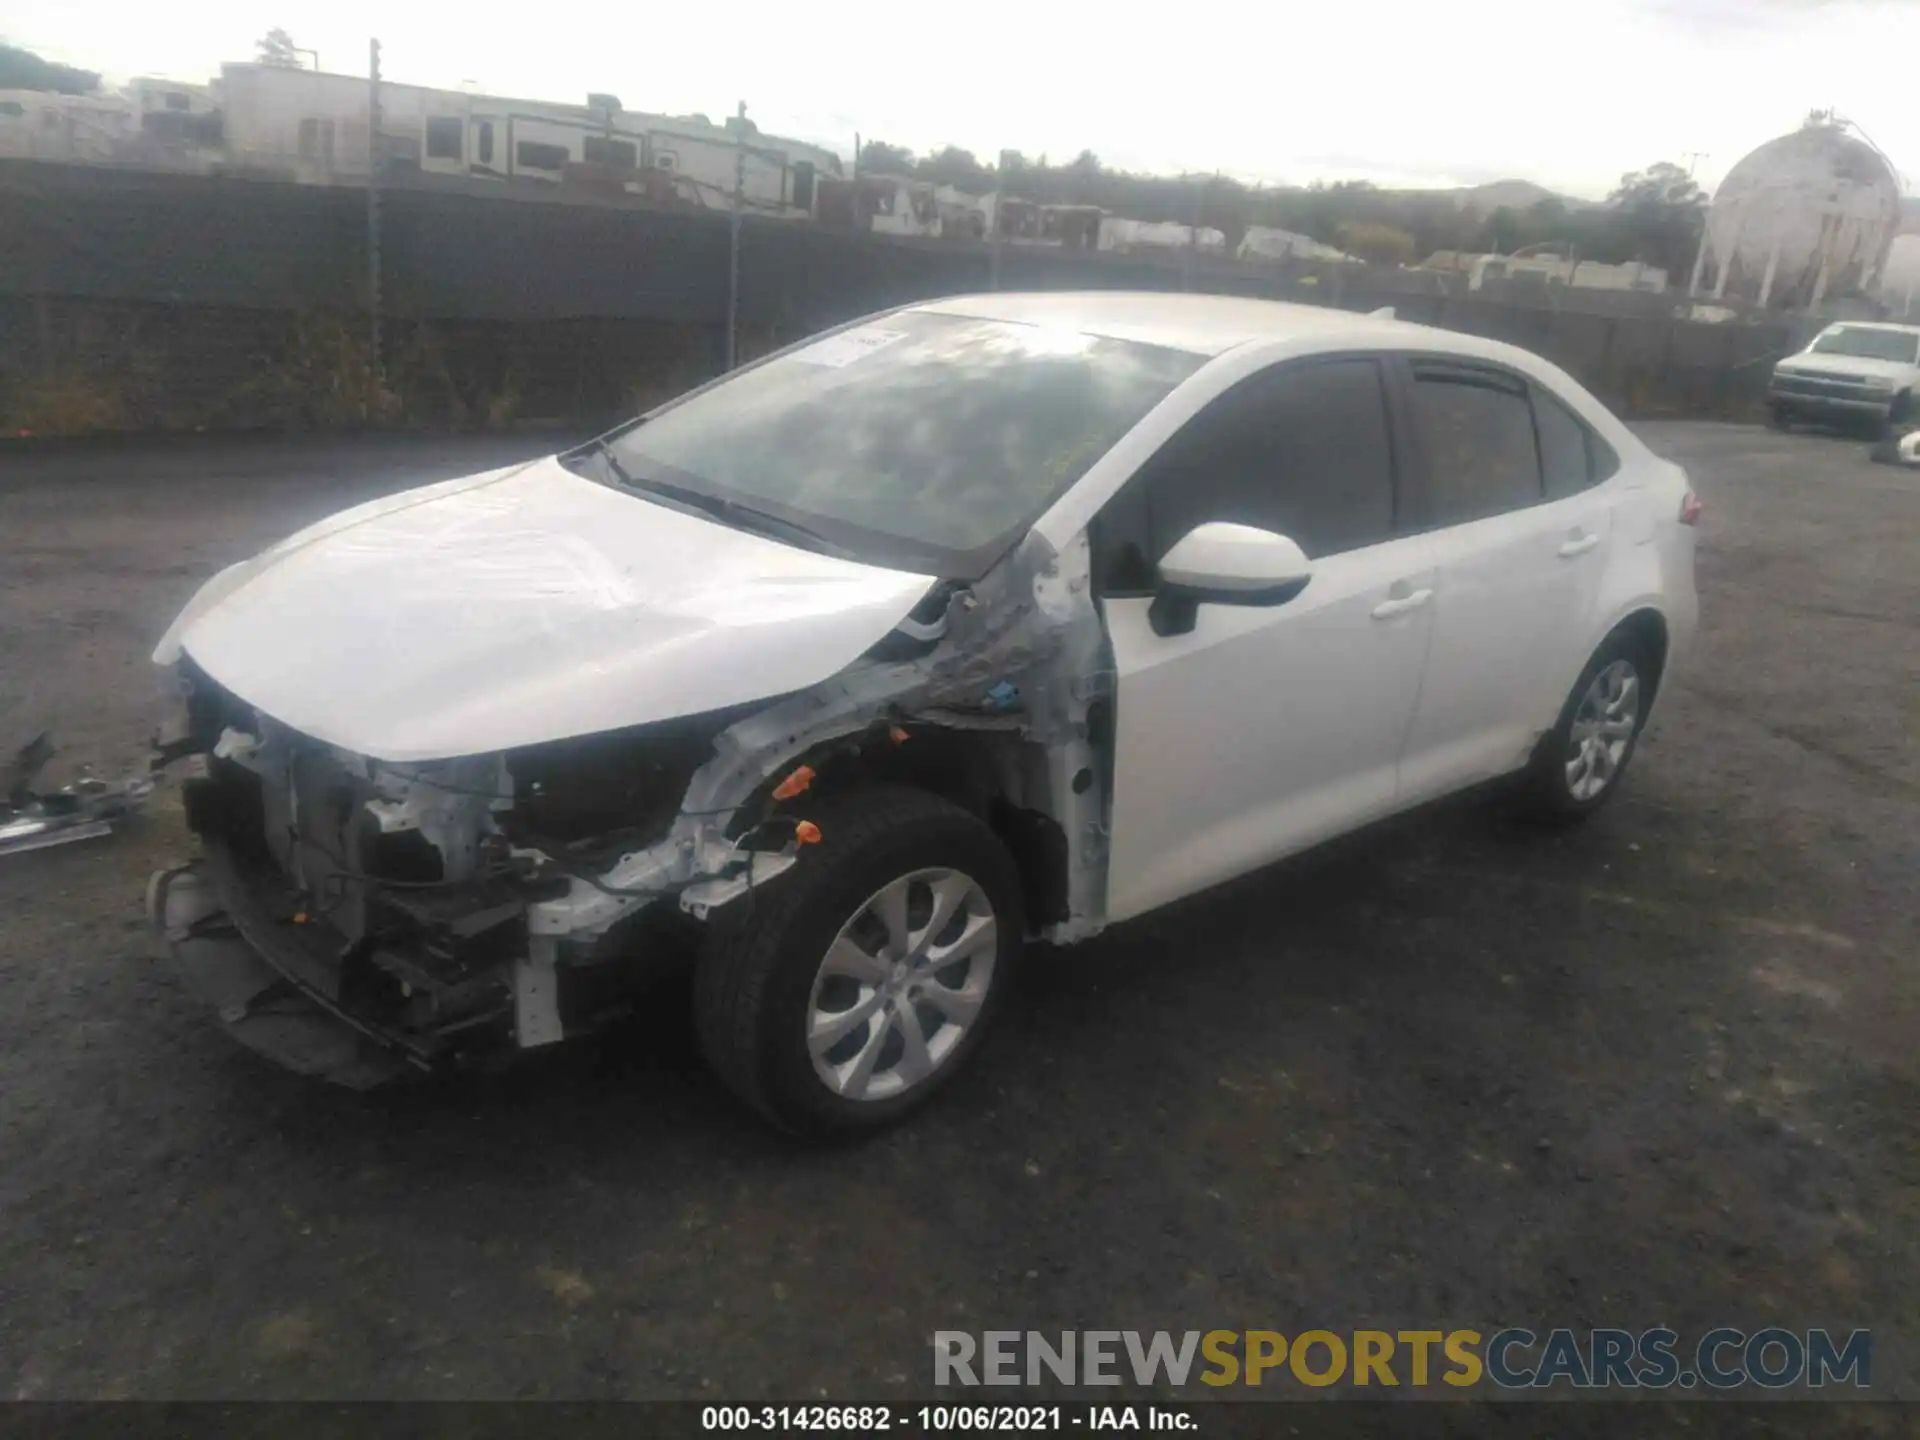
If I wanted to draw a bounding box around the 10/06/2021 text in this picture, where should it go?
[701,1406,1194,1430]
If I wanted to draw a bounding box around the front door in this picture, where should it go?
[1097,356,1437,924]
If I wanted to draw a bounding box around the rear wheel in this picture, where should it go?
[1516,634,1653,823]
[693,785,1024,1136]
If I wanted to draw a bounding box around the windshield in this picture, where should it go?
[1808,327,1920,363]
[602,310,1203,576]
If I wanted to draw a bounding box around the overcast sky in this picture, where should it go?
[3,0,1914,198]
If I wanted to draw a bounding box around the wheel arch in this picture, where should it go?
[738,723,1071,936]
[1517,606,1665,824]
[1605,605,1671,707]
[1573,589,1672,696]
[692,779,1029,1135]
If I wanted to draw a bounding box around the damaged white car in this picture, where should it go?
[148,293,1700,1134]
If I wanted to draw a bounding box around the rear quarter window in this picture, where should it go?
[1534,386,1622,500]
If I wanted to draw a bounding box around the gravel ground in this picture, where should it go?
[0,425,1914,1423]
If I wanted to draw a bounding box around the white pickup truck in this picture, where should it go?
[1769,322,1920,432]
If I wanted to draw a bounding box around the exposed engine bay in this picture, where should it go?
[149,530,1111,1086]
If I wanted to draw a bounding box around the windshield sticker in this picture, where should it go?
[792,327,909,368]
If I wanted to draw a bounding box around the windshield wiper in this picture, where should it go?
[585,441,855,560]
[579,436,637,489]
[707,501,856,559]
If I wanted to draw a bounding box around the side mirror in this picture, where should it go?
[1150,522,1312,637]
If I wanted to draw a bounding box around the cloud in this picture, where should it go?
[1638,0,1844,31]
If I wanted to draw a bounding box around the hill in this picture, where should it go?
[1389,179,1592,212]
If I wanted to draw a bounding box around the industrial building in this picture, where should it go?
[0,61,841,217]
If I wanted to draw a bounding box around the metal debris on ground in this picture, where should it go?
[0,732,155,859]
[1869,423,1920,466]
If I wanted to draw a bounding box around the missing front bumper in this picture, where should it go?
[148,859,418,1090]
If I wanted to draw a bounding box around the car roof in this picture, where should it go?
[911,291,1429,358]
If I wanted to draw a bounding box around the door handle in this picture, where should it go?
[1557,532,1601,558]
[1370,587,1433,620]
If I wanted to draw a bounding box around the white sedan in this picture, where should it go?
[148,293,1700,1132]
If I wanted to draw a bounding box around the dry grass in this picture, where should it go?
[2,370,129,436]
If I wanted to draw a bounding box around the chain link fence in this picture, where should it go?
[0,154,1816,436]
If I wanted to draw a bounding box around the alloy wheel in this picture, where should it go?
[1565,658,1640,802]
[805,867,998,1102]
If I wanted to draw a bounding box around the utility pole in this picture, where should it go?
[367,38,382,369]
[1682,151,1708,179]
[990,149,1008,290]
[727,101,745,370]
[1184,174,1203,291]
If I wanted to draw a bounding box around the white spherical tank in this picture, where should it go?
[1699,124,1901,309]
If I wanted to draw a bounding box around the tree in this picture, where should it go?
[1610,161,1704,212]
[1484,206,1525,255]
[0,42,99,94]
[858,139,915,176]
[829,128,1615,274]
[1527,196,1570,231]
[1474,196,1578,257]
[255,29,306,69]
[1336,221,1417,267]
[916,145,993,193]
[1605,161,1707,276]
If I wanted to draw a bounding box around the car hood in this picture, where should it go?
[1777,353,1914,382]
[156,456,938,761]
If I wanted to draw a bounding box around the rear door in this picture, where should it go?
[1393,358,1620,803]
[1098,356,1438,923]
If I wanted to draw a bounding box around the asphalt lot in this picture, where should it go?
[0,424,1915,1420]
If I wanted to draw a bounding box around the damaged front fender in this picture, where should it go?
[523,525,1115,956]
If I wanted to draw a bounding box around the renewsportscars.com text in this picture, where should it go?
[932,1328,1871,1391]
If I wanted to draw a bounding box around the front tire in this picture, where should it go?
[694,785,1025,1137]
[1516,634,1654,824]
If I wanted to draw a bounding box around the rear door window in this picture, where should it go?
[1410,364,1543,525]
